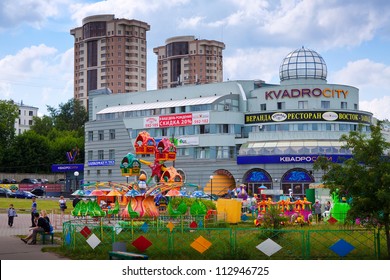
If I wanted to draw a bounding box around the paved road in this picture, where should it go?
[0,213,70,260]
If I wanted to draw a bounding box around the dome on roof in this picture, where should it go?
[279,47,327,82]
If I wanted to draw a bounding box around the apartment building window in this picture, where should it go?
[109,129,116,140]
[88,131,93,142]
[321,101,330,109]
[260,104,267,111]
[277,102,285,110]
[216,147,231,159]
[98,130,104,141]
[88,151,93,160]
[298,101,308,109]
[196,147,210,159]
[109,149,115,160]
[341,102,347,109]
[199,125,210,134]
[98,150,104,160]
[354,103,358,110]
[29,111,34,116]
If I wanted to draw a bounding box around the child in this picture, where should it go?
[8,204,17,227]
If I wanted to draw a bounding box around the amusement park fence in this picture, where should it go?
[61,216,388,260]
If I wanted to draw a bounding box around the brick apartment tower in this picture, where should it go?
[153,35,225,89]
[70,14,150,108]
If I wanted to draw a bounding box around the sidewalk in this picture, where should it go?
[0,213,69,260]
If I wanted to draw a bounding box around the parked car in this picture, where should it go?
[13,190,37,199]
[55,179,66,184]
[30,187,45,196]
[1,178,17,184]
[20,178,39,184]
[37,178,49,184]
[0,187,15,198]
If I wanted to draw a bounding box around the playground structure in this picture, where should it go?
[71,130,354,227]
[254,197,313,227]
[328,189,351,223]
[71,131,209,220]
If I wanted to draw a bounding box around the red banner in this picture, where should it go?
[159,113,193,127]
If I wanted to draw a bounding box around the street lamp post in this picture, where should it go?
[210,175,213,201]
[74,171,79,190]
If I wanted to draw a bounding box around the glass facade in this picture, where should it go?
[83,21,106,39]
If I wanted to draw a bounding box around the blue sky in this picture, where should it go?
[1,0,390,120]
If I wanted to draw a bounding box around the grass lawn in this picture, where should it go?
[0,197,74,214]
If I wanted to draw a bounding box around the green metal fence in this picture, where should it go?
[62,218,388,260]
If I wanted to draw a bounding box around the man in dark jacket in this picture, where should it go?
[21,212,51,245]
[72,195,81,207]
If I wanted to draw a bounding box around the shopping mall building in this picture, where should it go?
[84,47,374,198]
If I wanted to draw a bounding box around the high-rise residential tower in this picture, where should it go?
[153,35,225,89]
[70,14,150,108]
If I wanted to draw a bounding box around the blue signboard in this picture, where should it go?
[88,160,115,167]
[237,154,352,164]
[51,164,84,172]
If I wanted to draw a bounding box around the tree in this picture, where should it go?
[30,115,54,136]
[314,123,390,258]
[2,130,51,173]
[0,100,19,162]
[47,98,88,136]
[0,100,19,141]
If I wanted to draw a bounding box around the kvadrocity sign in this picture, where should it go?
[265,88,350,100]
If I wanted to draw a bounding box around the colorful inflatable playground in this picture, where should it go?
[60,131,376,261]
[71,131,212,221]
[70,131,352,227]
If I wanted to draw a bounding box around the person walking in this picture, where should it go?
[59,195,67,216]
[312,199,322,223]
[30,197,37,227]
[7,204,17,227]
[72,195,81,207]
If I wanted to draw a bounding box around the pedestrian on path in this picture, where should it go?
[312,199,322,223]
[7,204,17,227]
[30,197,37,227]
[59,196,67,216]
[72,195,81,207]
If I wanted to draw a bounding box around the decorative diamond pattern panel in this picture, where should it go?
[256,238,282,257]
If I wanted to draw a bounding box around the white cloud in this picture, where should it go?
[178,16,205,29]
[330,59,390,87]
[224,47,289,82]
[329,58,390,120]
[260,0,390,49]
[0,83,11,99]
[69,0,190,25]
[0,0,66,30]
[360,97,390,121]
[0,44,73,115]
[0,44,58,79]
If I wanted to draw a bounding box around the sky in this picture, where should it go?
[0,0,390,120]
